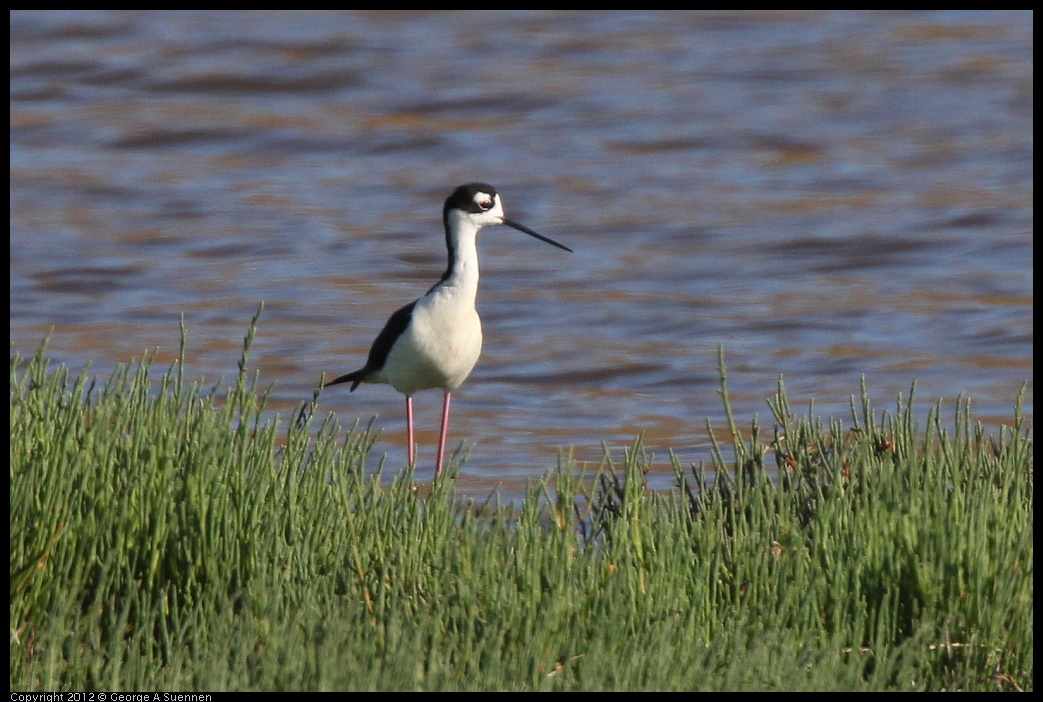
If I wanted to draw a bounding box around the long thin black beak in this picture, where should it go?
[502,218,572,253]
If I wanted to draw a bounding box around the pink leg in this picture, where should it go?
[405,396,416,468]
[435,392,452,476]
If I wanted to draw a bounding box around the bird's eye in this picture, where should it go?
[477,197,493,211]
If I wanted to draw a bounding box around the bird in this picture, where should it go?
[323,183,572,476]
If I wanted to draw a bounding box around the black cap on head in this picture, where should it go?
[445,182,499,215]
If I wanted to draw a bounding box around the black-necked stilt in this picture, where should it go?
[324,183,571,476]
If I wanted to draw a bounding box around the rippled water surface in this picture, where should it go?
[10,11,1033,498]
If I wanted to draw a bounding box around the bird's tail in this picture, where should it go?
[324,369,366,391]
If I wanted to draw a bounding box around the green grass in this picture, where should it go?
[10,314,1033,691]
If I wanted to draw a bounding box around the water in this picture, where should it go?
[10,11,1033,499]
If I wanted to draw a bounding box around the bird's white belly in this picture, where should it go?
[381,294,483,396]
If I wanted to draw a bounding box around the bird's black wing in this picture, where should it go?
[325,300,417,391]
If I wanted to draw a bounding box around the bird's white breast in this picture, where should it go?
[381,283,483,396]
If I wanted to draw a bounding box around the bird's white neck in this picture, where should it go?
[432,209,481,300]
